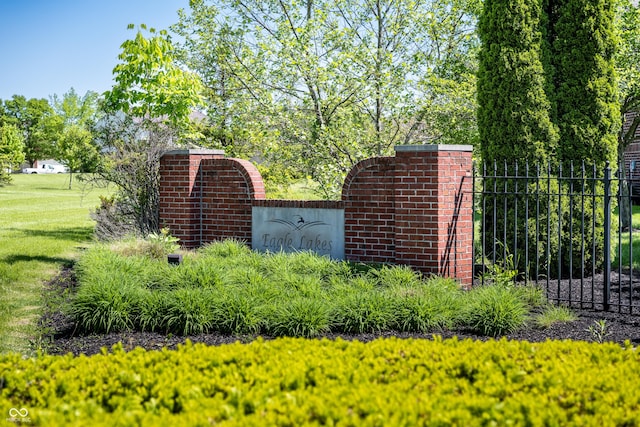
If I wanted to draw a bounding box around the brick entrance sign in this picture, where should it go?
[159,145,473,287]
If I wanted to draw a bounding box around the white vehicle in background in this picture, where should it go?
[22,163,68,174]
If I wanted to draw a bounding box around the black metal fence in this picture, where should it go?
[473,161,640,314]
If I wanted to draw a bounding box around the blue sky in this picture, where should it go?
[0,0,189,101]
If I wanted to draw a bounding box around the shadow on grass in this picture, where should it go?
[3,254,75,267]
[7,226,95,242]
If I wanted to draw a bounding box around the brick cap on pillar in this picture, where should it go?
[162,148,225,157]
[394,144,473,153]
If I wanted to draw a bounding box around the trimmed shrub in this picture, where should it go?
[2,338,640,426]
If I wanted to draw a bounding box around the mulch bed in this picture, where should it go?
[40,267,640,357]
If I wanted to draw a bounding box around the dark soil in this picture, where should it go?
[40,267,640,357]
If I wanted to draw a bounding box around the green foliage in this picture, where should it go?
[57,124,100,188]
[51,88,100,129]
[534,305,578,329]
[104,25,204,132]
[173,0,480,197]
[211,293,262,335]
[587,319,611,343]
[332,290,396,334]
[551,0,619,170]
[391,279,465,332]
[463,284,529,337]
[1,95,59,166]
[0,123,24,184]
[478,0,619,277]
[137,291,169,332]
[267,298,331,338]
[70,280,143,334]
[616,0,640,151]
[477,0,558,166]
[51,88,102,179]
[146,228,181,258]
[69,239,587,340]
[69,241,474,338]
[163,288,215,335]
[104,230,180,260]
[3,338,640,425]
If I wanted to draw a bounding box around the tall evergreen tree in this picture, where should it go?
[550,0,619,170]
[477,0,559,273]
[477,0,619,277]
[477,0,558,167]
[548,0,619,275]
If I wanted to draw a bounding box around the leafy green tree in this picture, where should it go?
[616,0,640,152]
[615,0,640,230]
[104,24,204,133]
[478,0,619,277]
[174,0,480,198]
[477,0,560,275]
[51,88,100,128]
[549,0,619,274]
[0,123,25,185]
[2,96,59,166]
[58,125,100,189]
[51,88,103,184]
[95,25,206,236]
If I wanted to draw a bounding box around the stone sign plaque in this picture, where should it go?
[252,207,345,259]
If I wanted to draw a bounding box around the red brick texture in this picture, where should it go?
[159,145,474,286]
[159,150,266,248]
[393,146,474,286]
[159,149,225,248]
[342,157,396,263]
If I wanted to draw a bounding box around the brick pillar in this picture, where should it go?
[394,145,473,287]
[159,149,225,248]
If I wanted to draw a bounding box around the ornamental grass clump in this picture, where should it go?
[463,284,529,337]
[267,298,332,338]
[163,288,216,335]
[211,292,263,335]
[391,278,465,332]
[332,288,396,334]
[137,291,170,332]
[534,305,577,329]
[163,256,223,290]
[68,239,556,339]
[70,280,144,334]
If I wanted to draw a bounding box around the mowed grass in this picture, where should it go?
[612,204,640,270]
[0,174,104,354]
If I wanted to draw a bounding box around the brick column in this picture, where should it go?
[159,149,225,248]
[394,145,473,287]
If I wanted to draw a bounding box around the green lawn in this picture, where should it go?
[612,204,640,270]
[0,174,104,354]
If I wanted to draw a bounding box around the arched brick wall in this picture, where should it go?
[197,158,266,246]
[160,151,265,248]
[159,149,225,248]
[342,157,396,263]
[159,146,473,286]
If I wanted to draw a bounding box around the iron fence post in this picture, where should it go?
[604,162,611,311]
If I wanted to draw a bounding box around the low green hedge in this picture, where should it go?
[2,337,640,426]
